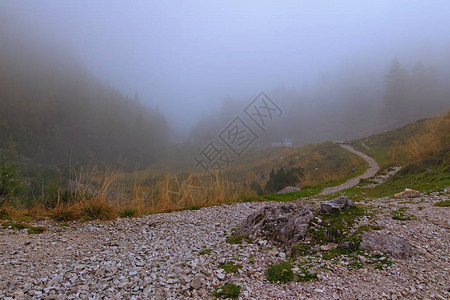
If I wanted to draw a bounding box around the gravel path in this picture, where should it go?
[1,192,449,299]
[319,144,380,195]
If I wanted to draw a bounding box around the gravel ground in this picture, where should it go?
[0,191,449,299]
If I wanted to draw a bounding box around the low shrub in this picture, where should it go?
[28,226,46,234]
[118,208,136,218]
[1,221,27,230]
[297,268,318,282]
[392,207,416,221]
[51,205,79,222]
[266,261,294,283]
[199,248,211,255]
[219,261,241,273]
[435,200,450,207]
[265,167,303,194]
[81,199,116,220]
[225,234,252,244]
[213,283,241,299]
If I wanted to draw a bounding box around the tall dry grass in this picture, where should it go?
[388,111,450,163]
[127,173,253,215]
[39,167,256,221]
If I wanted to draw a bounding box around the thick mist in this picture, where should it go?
[3,1,450,137]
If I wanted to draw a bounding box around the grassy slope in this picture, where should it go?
[350,119,429,168]
[333,113,450,200]
[224,141,368,182]
[263,113,449,203]
[140,141,369,188]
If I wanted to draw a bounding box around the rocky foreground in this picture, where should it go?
[0,192,449,299]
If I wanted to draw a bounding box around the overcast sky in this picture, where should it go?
[4,1,450,132]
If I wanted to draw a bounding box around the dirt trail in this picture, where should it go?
[319,143,380,195]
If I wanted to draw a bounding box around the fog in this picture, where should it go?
[2,1,450,145]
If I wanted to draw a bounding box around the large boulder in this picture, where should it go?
[360,231,416,259]
[394,188,420,198]
[235,204,315,249]
[320,196,355,214]
[276,186,301,194]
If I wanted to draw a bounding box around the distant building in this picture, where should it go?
[271,138,293,147]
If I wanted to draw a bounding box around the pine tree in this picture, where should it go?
[383,57,411,124]
[0,151,23,206]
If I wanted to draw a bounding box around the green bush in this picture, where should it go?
[119,208,136,218]
[225,234,252,244]
[392,207,416,221]
[250,181,264,196]
[297,268,318,282]
[2,222,27,230]
[291,243,316,257]
[435,200,450,207]
[265,167,303,194]
[266,261,294,283]
[213,283,241,299]
[219,261,241,273]
[199,248,211,255]
[28,226,46,234]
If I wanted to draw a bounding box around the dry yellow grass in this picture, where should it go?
[125,173,253,215]
[389,111,449,163]
[6,167,255,221]
[1,139,368,222]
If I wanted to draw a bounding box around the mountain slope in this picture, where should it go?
[0,12,169,168]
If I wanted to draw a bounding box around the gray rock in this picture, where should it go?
[320,196,355,214]
[337,241,351,250]
[360,232,416,259]
[190,276,202,290]
[235,204,315,249]
[276,186,301,194]
[394,188,420,198]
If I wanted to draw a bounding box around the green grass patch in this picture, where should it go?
[225,234,252,244]
[266,261,294,283]
[392,207,416,221]
[28,226,46,234]
[118,208,136,218]
[330,160,449,202]
[296,268,318,282]
[219,261,242,273]
[213,283,241,299]
[184,205,201,210]
[348,259,363,269]
[435,200,450,207]
[2,221,28,230]
[1,222,47,234]
[199,248,211,255]
[291,243,316,257]
[355,224,383,233]
[262,186,323,202]
[322,248,350,260]
[308,206,366,245]
[373,255,393,270]
[248,254,255,264]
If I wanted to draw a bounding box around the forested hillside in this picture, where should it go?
[0,13,169,168]
[190,58,449,146]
